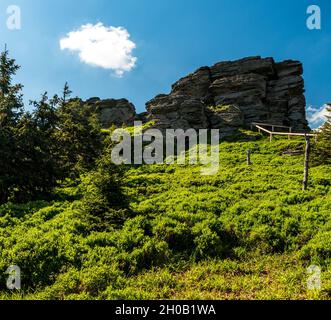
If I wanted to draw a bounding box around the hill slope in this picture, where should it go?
[0,135,330,300]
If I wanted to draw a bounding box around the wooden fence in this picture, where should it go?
[250,122,317,142]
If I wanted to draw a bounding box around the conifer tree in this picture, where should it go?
[0,47,24,203]
[315,104,331,164]
[54,83,103,178]
[0,47,23,125]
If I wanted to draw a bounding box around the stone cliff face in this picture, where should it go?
[146,56,308,132]
[89,56,309,132]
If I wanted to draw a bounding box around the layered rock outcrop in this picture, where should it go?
[85,98,136,128]
[88,56,309,133]
[146,56,308,132]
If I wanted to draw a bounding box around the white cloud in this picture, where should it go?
[60,23,137,77]
[307,104,330,128]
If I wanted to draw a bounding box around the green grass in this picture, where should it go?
[101,121,156,136]
[101,253,331,300]
[0,135,330,300]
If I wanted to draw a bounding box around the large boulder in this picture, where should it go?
[86,98,136,128]
[171,67,211,100]
[210,56,275,79]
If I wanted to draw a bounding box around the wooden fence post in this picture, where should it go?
[302,134,311,191]
[288,127,292,140]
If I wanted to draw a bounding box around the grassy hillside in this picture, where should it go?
[0,134,330,300]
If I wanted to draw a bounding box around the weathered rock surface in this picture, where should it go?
[206,105,244,132]
[145,56,309,133]
[146,95,208,130]
[86,98,136,128]
[86,56,309,133]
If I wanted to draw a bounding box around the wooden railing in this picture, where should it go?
[251,122,316,142]
[251,122,293,131]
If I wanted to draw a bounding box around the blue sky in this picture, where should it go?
[0,0,330,126]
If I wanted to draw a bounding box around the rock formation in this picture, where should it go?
[146,56,308,132]
[89,56,309,133]
[85,98,136,128]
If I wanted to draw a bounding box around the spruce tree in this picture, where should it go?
[315,104,331,164]
[55,90,103,178]
[0,48,24,203]
[0,47,23,125]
